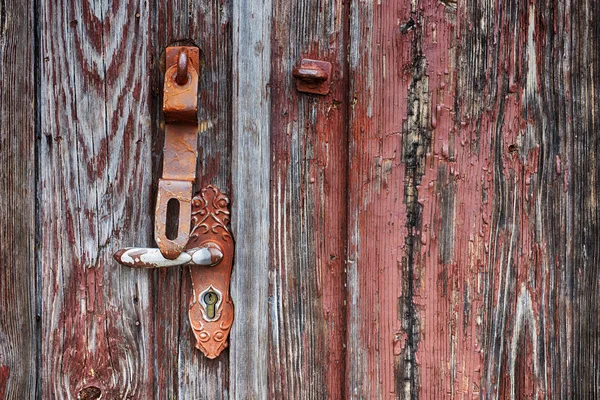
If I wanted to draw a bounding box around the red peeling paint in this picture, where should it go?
[0,365,9,399]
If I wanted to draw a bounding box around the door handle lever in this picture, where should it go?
[113,243,224,269]
[113,46,234,359]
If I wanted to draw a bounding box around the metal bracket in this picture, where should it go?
[113,46,234,359]
[292,58,332,95]
[155,46,200,260]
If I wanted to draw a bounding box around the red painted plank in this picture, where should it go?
[412,1,487,397]
[268,1,349,398]
[347,0,600,398]
[346,1,414,397]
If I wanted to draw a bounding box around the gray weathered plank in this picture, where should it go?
[230,0,271,398]
[40,0,155,397]
[0,0,37,398]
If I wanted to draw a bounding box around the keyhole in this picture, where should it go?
[203,291,219,319]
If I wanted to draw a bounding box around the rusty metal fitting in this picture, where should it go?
[292,58,332,95]
[176,49,189,85]
[163,47,200,124]
[154,179,193,259]
[155,46,201,259]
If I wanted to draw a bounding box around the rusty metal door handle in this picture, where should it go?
[113,46,234,359]
[114,243,224,268]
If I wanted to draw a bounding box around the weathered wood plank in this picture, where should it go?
[346,0,600,398]
[153,1,232,398]
[40,0,155,397]
[411,1,486,397]
[411,0,600,397]
[230,0,271,398]
[0,0,37,398]
[346,1,414,398]
[569,3,600,398]
[23,0,600,398]
[268,1,348,398]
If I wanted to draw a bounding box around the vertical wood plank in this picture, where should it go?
[346,1,414,398]
[268,1,348,398]
[0,0,37,398]
[412,0,490,397]
[570,3,600,397]
[412,0,600,397]
[230,0,271,397]
[40,0,155,397]
[345,0,600,398]
[153,1,232,398]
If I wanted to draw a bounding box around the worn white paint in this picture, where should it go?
[190,247,223,266]
[115,247,223,268]
[117,248,191,267]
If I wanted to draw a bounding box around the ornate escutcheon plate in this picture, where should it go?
[186,185,234,358]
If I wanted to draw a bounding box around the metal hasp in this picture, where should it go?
[157,46,200,259]
[113,46,234,359]
[292,58,332,95]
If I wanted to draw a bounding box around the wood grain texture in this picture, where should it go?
[346,0,600,398]
[0,0,37,398]
[230,0,271,398]
[3,0,599,397]
[40,0,155,397]
[153,1,232,398]
[39,0,233,398]
[268,1,348,399]
[412,0,600,397]
[346,0,414,398]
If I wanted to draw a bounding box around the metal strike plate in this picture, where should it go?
[292,58,332,95]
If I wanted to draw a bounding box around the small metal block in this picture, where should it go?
[292,59,332,95]
[163,46,200,123]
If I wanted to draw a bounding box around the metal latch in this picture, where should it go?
[114,46,234,359]
[292,58,332,95]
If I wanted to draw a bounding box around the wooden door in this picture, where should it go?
[2,0,599,398]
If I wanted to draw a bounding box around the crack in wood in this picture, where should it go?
[399,13,432,395]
